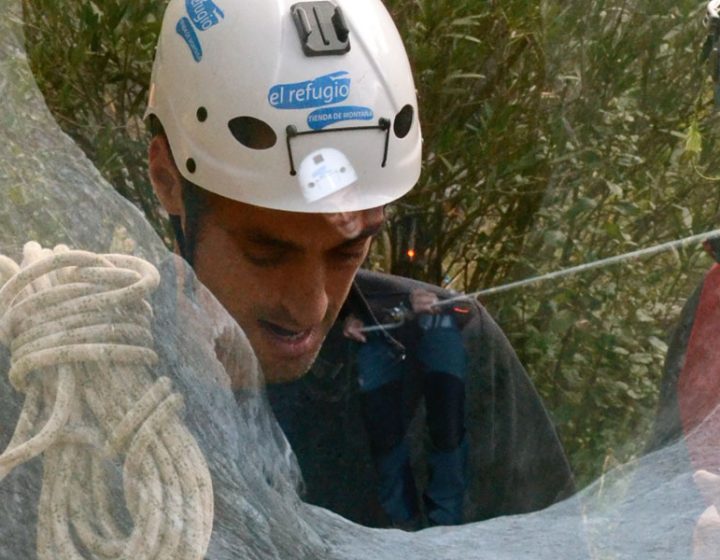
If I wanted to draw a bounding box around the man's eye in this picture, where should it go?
[244,252,285,267]
[335,250,366,263]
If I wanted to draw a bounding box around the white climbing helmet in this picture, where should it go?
[146,0,422,213]
[709,0,720,20]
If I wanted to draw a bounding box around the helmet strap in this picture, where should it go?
[169,213,189,264]
[169,180,207,268]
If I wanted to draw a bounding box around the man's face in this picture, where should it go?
[191,194,384,383]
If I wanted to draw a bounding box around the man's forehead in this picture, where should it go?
[207,196,385,242]
[324,207,385,239]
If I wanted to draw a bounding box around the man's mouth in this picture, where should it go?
[257,319,319,360]
[260,320,310,340]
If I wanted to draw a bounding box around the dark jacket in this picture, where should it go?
[267,269,576,527]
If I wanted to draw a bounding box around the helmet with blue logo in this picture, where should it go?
[145,0,422,213]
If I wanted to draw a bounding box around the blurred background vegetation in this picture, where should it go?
[21,0,720,487]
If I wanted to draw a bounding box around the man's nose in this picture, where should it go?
[282,265,330,328]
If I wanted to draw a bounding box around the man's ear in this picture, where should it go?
[148,135,184,216]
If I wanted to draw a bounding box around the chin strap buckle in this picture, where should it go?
[291,2,351,57]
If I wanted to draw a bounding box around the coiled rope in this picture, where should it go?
[0,242,213,559]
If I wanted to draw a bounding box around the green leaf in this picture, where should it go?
[543,230,566,248]
[550,309,576,332]
[648,336,668,354]
[683,120,702,158]
[630,353,653,365]
[635,309,654,323]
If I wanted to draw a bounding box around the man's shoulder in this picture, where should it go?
[351,268,482,330]
[354,268,451,297]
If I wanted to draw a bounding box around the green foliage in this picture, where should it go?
[22,0,170,243]
[384,0,720,486]
[21,0,720,487]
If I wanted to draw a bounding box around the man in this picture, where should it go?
[147,0,575,528]
[146,0,418,385]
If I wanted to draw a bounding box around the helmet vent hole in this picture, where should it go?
[394,104,414,139]
[197,107,208,122]
[186,158,197,173]
[228,116,277,150]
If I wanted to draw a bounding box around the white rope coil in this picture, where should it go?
[0,242,214,560]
